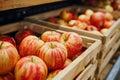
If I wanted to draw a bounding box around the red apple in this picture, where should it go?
[41,31,61,42]
[37,42,67,70]
[15,29,34,45]
[0,35,16,47]
[104,12,113,21]
[47,17,59,23]
[46,69,62,80]
[60,10,73,21]
[90,12,105,30]
[0,72,15,80]
[71,12,78,20]
[86,25,98,31]
[60,32,83,59]
[78,14,90,24]
[0,41,20,75]
[19,35,44,57]
[14,55,48,80]
[103,20,115,28]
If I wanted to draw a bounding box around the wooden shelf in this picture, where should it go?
[0,0,62,11]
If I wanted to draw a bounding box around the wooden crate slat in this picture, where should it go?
[102,30,120,59]
[0,22,20,34]
[53,40,101,80]
[75,61,97,80]
[99,38,120,73]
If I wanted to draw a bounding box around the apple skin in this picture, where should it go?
[100,28,109,34]
[62,58,72,69]
[60,10,73,21]
[19,35,44,57]
[103,20,115,29]
[37,42,67,70]
[104,12,113,21]
[71,12,78,20]
[86,25,98,31]
[14,55,48,80]
[60,32,83,59]
[0,35,16,47]
[41,31,61,42]
[47,17,59,23]
[90,12,105,30]
[0,72,15,80]
[85,9,94,18]
[78,14,90,24]
[15,29,34,45]
[56,19,68,26]
[0,41,20,75]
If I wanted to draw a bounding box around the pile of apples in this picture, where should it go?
[47,9,116,34]
[0,29,84,80]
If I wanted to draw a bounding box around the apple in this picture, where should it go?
[68,20,77,27]
[60,10,73,21]
[90,12,105,30]
[78,14,90,24]
[103,20,115,28]
[0,35,16,47]
[19,35,44,57]
[41,31,61,42]
[72,22,88,30]
[60,32,83,59]
[46,69,62,80]
[62,58,72,69]
[100,28,109,34]
[0,41,20,75]
[47,17,59,23]
[14,55,48,80]
[0,72,15,80]
[104,12,113,21]
[86,25,98,31]
[85,9,94,18]
[56,19,68,25]
[71,12,78,20]
[15,29,34,45]
[37,42,67,70]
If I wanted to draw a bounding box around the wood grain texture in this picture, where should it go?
[0,0,62,11]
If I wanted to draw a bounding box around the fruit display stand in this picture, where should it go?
[0,21,101,80]
[25,6,120,79]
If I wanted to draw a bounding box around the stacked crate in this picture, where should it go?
[0,21,101,80]
[25,6,120,79]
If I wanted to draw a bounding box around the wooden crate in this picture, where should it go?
[25,6,120,77]
[0,21,101,80]
[0,0,62,11]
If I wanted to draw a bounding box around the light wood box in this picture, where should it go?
[0,21,101,80]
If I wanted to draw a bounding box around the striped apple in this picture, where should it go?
[60,32,83,59]
[41,31,61,42]
[14,56,48,80]
[37,42,67,70]
[0,41,20,75]
[19,35,44,57]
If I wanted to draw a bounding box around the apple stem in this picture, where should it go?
[0,41,4,49]
[50,43,55,48]
[31,57,34,62]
